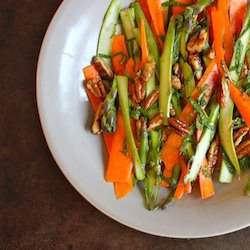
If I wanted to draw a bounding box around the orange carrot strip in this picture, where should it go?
[140,18,149,66]
[161,60,219,180]
[112,35,129,76]
[229,0,247,36]
[229,82,250,127]
[199,158,215,199]
[83,65,100,81]
[125,58,136,95]
[106,112,133,183]
[196,128,215,199]
[172,0,194,16]
[174,156,191,200]
[219,0,234,65]
[210,8,225,74]
[147,0,165,49]
[125,58,137,79]
[114,175,134,199]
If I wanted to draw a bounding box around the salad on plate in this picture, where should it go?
[82,0,250,210]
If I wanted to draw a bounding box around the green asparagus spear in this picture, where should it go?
[184,103,220,183]
[120,8,140,58]
[171,164,181,188]
[139,119,149,167]
[219,8,250,176]
[159,16,176,125]
[183,62,196,98]
[101,77,118,133]
[117,76,145,180]
[97,0,122,67]
[144,131,161,210]
[171,92,182,117]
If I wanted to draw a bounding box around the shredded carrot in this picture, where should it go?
[106,112,133,183]
[147,0,165,50]
[112,35,129,76]
[196,129,215,200]
[114,175,134,199]
[199,159,215,199]
[83,65,100,81]
[229,0,247,36]
[210,8,225,74]
[229,82,250,127]
[222,1,234,65]
[140,18,149,66]
[174,156,191,200]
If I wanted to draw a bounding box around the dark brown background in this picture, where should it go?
[1,0,249,249]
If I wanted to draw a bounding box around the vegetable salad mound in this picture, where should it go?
[83,0,250,210]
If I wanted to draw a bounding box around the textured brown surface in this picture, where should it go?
[0,0,249,249]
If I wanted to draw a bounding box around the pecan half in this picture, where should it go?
[144,89,159,111]
[92,103,104,135]
[173,62,181,77]
[148,114,163,132]
[219,76,230,108]
[168,118,190,137]
[140,61,156,84]
[171,75,182,90]
[134,77,146,103]
[206,48,215,60]
[207,136,219,170]
[86,78,106,98]
[187,29,208,53]
[234,126,249,147]
[236,140,250,159]
[170,103,176,117]
[188,53,203,80]
[93,56,114,81]
[240,63,248,79]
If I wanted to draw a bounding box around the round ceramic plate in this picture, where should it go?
[37,0,250,238]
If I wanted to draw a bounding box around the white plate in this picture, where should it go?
[37,0,250,238]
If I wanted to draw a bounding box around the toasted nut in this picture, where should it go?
[170,103,176,117]
[188,53,203,80]
[219,76,230,108]
[144,89,159,111]
[168,118,190,137]
[140,61,156,84]
[136,77,145,102]
[207,136,219,170]
[173,62,181,76]
[148,114,163,132]
[171,75,182,90]
[187,29,208,53]
[136,118,142,137]
[86,78,106,98]
[234,126,249,147]
[206,48,215,60]
[93,56,114,80]
[240,63,248,79]
[92,103,104,135]
[236,140,250,159]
